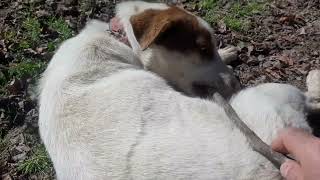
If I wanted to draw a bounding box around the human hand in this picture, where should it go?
[271,128,320,180]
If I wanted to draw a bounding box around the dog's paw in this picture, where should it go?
[306,70,320,97]
[306,70,320,113]
[218,46,239,64]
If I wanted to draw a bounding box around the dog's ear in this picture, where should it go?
[129,7,197,50]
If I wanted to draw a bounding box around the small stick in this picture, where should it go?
[0,64,9,70]
[213,93,288,169]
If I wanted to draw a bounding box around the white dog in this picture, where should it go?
[38,16,312,180]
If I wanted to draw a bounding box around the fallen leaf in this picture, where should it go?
[266,68,282,79]
[279,15,305,26]
[2,174,13,180]
[299,27,306,35]
[36,47,44,54]
[247,45,254,56]
[7,78,23,95]
[276,54,294,66]
[217,20,227,34]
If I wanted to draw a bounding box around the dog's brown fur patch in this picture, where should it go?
[130,7,214,61]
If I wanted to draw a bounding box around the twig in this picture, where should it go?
[213,93,288,169]
[0,64,9,70]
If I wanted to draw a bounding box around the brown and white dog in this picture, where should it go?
[115,1,241,98]
[38,1,317,180]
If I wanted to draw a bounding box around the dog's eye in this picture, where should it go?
[201,47,208,53]
[196,35,213,56]
[199,46,210,57]
[200,46,207,52]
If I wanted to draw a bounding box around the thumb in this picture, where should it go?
[280,160,304,180]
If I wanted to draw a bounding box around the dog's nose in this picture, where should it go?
[231,78,242,93]
[192,82,216,98]
[217,72,242,98]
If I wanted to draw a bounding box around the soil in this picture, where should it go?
[0,0,319,179]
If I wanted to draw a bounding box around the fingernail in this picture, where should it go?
[280,162,291,177]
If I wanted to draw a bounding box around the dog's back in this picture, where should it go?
[38,21,148,179]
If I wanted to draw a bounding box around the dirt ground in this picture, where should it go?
[0,0,319,179]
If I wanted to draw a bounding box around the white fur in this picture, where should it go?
[306,70,320,112]
[306,70,320,98]
[116,1,240,98]
[39,20,311,180]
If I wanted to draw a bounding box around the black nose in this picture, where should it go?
[192,82,215,98]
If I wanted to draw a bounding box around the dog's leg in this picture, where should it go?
[306,70,320,112]
[230,83,311,143]
[218,46,239,64]
[306,70,320,137]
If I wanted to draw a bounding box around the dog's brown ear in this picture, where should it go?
[129,7,195,50]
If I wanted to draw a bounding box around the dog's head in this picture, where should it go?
[116,1,240,99]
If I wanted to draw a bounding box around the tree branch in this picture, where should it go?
[213,93,288,169]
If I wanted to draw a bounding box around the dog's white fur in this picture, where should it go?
[306,70,320,111]
[116,1,240,98]
[307,70,320,98]
[39,20,311,180]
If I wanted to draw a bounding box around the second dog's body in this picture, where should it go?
[39,21,311,180]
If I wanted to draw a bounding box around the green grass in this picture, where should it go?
[18,145,52,175]
[224,16,248,32]
[47,17,74,51]
[47,41,56,52]
[8,60,46,79]
[3,16,73,53]
[199,0,218,9]
[0,6,74,94]
[200,0,267,32]
[230,1,265,17]
[3,30,17,44]
[18,17,73,51]
[0,71,6,86]
[21,17,42,49]
[48,18,73,42]
[0,59,45,93]
[0,138,8,153]
[1,15,73,86]
[0,58,47,93]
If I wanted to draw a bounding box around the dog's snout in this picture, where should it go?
[232,78,242,92]
[217,72,241,97]
[192,82,216,98]
[192,76,240,99]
